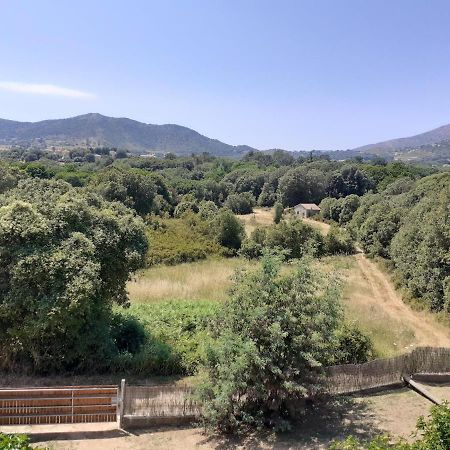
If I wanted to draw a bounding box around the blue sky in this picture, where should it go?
[1,0,450,150]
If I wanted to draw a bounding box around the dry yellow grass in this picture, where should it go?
[127,258,256,303]
[321,255,450,357]
[237,207,274,235]
[239,207,330,236]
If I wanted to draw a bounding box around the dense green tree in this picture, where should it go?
[319,197,343,222]
[0,164,22,193]
[213,209,245,251]
[91,167,157,215]
[326,165,373,198]
[0,178,147,373]
[224,192,255,214]
[390,191,450,311]
[338,194,360,224]
[273,202,283,224]
[174,193,199,217]
[198,200,219,220]
[278,167,326,207]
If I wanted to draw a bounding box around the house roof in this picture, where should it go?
[295,203,321,210]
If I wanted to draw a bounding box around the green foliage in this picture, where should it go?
[242,219,354,260]
[174,193,199,217]
[198,253,343,432]
[0,178,147,373]
[335,323,375,364]
[326,165,373,198]
[224,192,255,214]
[390,189,450,311]
[348,171,450,311]
[198,199,219,220]
[0,164,22,193]
[0,433,47,450]
[324,226,355,255]
[329,403,450,449]
[110,313,146,354]
[273,202,283,224]
[213,209,245,251]
[114,300,218,375]
[278,166,327,207]
[320,195,360,225]
[146,214,225,265]
[91,167,157,215]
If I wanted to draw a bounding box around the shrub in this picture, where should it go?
[335,323,375,364]
[263,220,325,259]
[114,300,219,375]
[174,193,199,217]
[213,209,245,251]
[146,214,225,265]
[273,202,283,224]
[0,433,47,450]
[224,192,256,214]
[110,314,146,354]
[197,253,343,432]
[91,167,157,216]
[324,226,355,255]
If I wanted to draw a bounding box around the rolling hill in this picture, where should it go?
[0,113,256,158]
[354,123,450,155]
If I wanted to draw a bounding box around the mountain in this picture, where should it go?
[0,113,256,158]
[354,123,450,155]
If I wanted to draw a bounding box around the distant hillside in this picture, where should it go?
[354,123,450,155]
[0,113,256,158]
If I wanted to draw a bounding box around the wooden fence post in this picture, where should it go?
[118,379,126,429]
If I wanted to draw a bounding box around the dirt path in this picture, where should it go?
[302,218,450,348]
[353,252,450,348]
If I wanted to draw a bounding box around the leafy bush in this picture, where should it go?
[197,253,343,432]
[273,202,283,224]
[224,192,256,214]
[146,214,225,265]
[326,165,373,198]
[324,226,355,255]
[319,195,360,225]
[213,209,245,251]
[0,433,47,450]
[335,323,375,364]
[114,300,218,375]
[243,220,325,260]
[110,314,146,354]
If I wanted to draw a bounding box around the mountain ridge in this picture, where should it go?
[353,123,450,154]
[0,113,257,158]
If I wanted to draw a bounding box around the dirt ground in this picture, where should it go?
[6,387,446,449]
[352,252,450,349]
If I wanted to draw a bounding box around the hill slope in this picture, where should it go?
[354,123,450,155]
[0,113,255,157]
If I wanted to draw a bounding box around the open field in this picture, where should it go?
[237,207,274,235]
[128,249,450,356]
[127,258,256,303]
[22,388,447,449]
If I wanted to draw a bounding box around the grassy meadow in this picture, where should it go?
[127,258,256,303]
[128,208,450,359]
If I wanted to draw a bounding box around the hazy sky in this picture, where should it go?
[2,0,450,150]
